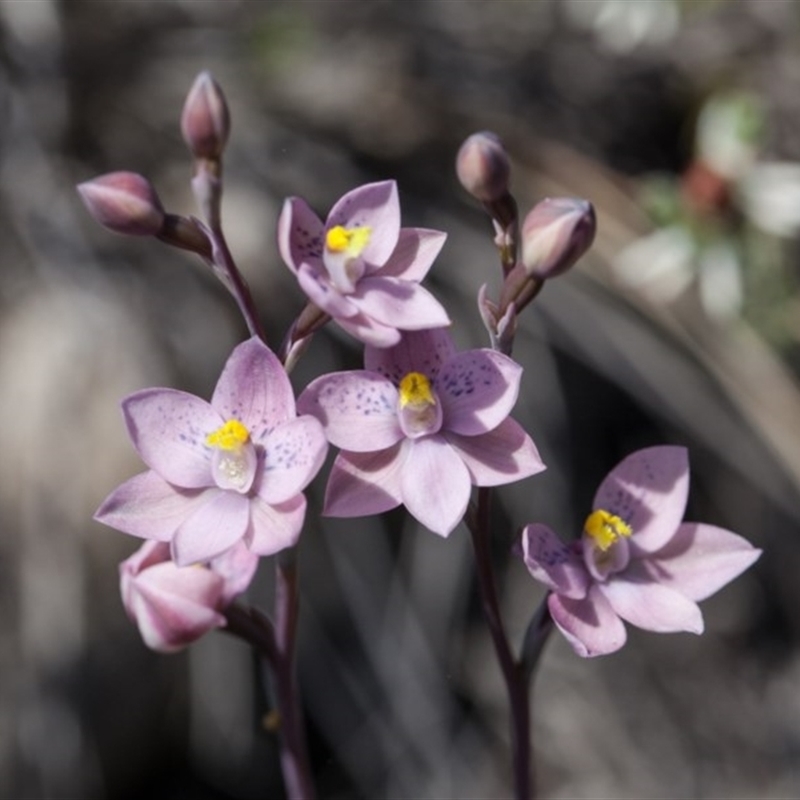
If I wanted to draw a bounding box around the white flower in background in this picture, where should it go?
[564,0,680,53]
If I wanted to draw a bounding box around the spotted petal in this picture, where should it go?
[297,371,402,451]
[593,446,689,553]
[365,328,457,385]
[436,349,522,436]
[519,523,589,599]
[211,337,296,439]
[256,416,328,504]
[122,389,218,488]
[277,196,324,274]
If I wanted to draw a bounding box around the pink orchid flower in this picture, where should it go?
[519,446,762,657]
[297,328,545,536]
[95,337,328,565]
[278,180,451,347]
[120,539,258,653]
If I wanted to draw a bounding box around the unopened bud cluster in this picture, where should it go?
[457,132,596,352]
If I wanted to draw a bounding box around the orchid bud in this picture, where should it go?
[478,284,517,355]
[120,540,257,653]
[456,131,511,203]
[181,71,230,160]
[77,171,165,236]
[520,197,596,280]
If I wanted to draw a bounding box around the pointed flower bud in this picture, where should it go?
[181,71,230,160]
[77,171,165,236]
[521,197,596,280]
[456,131,511,203]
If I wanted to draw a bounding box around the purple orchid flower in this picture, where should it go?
[278,180,451,347]
[120,539,258,653]
[518,446,762,657]
[95,337,328,566]
[297,328,545,537]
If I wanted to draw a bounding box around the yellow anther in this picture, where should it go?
[399,372,436,409]
[325,224,371,255]
[206,419,250,451]
[584,509,632,552]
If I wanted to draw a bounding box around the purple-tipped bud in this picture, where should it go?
[181,71,230,160]
[77,171,165,236]
[520,197,596,280]
[456,131,511,203]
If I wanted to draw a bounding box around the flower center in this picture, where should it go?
[397,372,442,438]
[583,509,632,552]
[325,225,371,257]
[206,419,257,493]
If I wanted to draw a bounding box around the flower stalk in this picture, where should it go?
[467,488,535,800]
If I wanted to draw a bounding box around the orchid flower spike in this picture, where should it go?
[95,337,328,566]
[518,446,762,657]
[298,328,545,536]
[278,180,451,347]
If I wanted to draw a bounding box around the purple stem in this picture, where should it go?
[273,550,316,800]
[468,487,532,800]
[223,573,317,800]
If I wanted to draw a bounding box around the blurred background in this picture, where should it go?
[0,0,798,797]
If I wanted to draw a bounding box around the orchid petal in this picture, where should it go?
[211,337,296,438]
[120,540,170,616]
[297,371,402,451]
[327,180,400,267]
[548,585,627,658]
[125,561,226,653]
[349,277,451,331]
[378,228,447,281]
[400,436,470,537]
[365,328,457,385]
[297,263,359,319]
[600,578,704,634]
[122,389,218,488]
[277,196,324,274]
[593,446,689,553]
[444,418,545,485]
[247,493,306,556]
[95,470,207,541]
[256,416,328,504]
[518,524,589,599]
[436,349,522,435]
[210,542,260,604]
[171,489,250,566]
[335,313,403,348]
[641,522,762,602]
[324,445,405,517]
